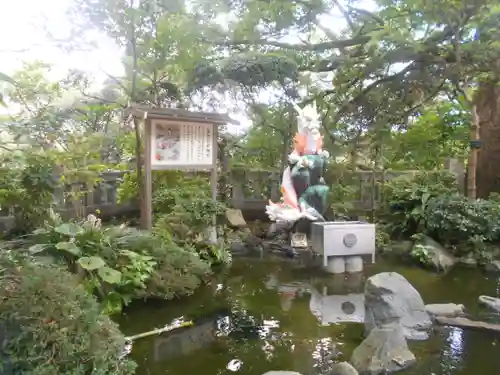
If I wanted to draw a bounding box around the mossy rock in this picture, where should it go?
[0,252,136,375]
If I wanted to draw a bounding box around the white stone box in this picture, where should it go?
[311,221,376,266]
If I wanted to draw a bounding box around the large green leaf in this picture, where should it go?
[55,241,81,256]
[78,256,106,271]
[54,223,83,237]
[97,266,122,284]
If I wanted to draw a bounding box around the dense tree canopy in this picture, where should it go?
[2,0,500,195]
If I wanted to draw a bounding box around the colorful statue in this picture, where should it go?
[266,101,330,225]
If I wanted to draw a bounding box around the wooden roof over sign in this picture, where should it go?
[128,105,239,125]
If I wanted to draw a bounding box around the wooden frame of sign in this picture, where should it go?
[128,105,237,231]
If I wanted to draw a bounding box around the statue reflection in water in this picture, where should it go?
[265,272,365,325]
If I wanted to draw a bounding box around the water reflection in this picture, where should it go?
[264,272,365,325]
[153,316,219,361]
[119,258,500,375]
[438,328,464,374]
[310,292,364,324]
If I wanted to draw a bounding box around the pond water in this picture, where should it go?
[117,255,500,375]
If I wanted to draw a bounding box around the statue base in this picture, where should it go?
[310,221,376,274]
[325,256,364,274]
[290,232,308,248]
[292,218,313,236]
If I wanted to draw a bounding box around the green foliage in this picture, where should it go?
[425,195,500,256]
[28,213,154,314]
[378,170,500,262]
[117,169,209,210]
[154,197,229,264]
[190,52,299,90]
[152,175,215,216]
[385,101,470,170]
[27,211,211,313]
[409,242,433,267]
[0,142,110,235]
[136,237,212,300]
[329,183,357,216]
[231,103,294,169]
[0,251,136,375]
[0,150,56,235]
[117,169,231,264]
[375,223,392,252]
[325,164,360,217]
[380,170,459,237]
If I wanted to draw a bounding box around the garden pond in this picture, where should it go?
[117,255,500,375]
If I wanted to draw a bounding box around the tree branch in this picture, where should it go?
[204,35,372,51]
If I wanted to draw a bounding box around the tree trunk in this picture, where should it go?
[466,103,479,199]
[127,0,146,228]
[476,81,500,198]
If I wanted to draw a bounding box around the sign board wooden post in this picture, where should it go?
[130,106,236,236]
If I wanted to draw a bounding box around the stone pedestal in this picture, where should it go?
[346,256,363,273]
[325,256,364,274]
[325,257,346,274]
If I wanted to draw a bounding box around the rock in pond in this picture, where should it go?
[365,272,432,340]
[417,236,457,271]
[478,295,500,312]
[425,303,465,317]
[327,362,359,375]
[262,372,302,375]
[351,324,416,375]
[485,260,500,272]
[459,254,478,267]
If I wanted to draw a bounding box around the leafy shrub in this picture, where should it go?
[409,242,434,266]
[380,170,458,237]
[138,239,212,300]
[27,211,211,313]
[0,251,136,375]
[0,151,56,235]
[375,223,392,252]
[117,170,231,264]
[424,194,500,256]
[324,164,359,217]
[154,195,231,264]
[117,169,209,213]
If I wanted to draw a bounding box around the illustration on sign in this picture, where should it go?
[155,123,181,162]
[151,120,214,167]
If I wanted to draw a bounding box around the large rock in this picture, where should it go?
[351,324,416,375]
[364,272,431,340]
[328,362,359,375]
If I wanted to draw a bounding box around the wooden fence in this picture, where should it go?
[0,171,135,233]
[0,168,425,232]
[230,168,415,213]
